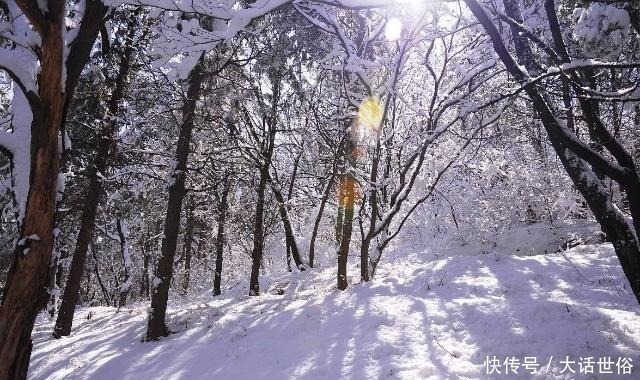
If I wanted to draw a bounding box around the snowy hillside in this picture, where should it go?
[29,242,639,379]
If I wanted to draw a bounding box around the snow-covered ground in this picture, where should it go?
[29,239,639,379]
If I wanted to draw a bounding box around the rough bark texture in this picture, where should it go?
[0,2,66,378]
[146,55,204,341]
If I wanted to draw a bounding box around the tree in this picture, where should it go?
[53,8,142,338]
[464,0,640,302]
[146,53,205,341]
[0,1,108,377]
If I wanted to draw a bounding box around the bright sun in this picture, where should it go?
[385,17,402,41]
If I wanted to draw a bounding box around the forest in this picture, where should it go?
[0,0,639,379]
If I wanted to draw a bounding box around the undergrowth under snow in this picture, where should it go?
[29,232,640,379]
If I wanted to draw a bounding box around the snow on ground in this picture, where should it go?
[29,242,640,379]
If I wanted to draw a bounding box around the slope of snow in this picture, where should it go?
[29,243,639,379]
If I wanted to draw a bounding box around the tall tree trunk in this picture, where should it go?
[284,151,301,271]
[248,72,280,296]
[335,179,345,245]
[309,171,336,268]
[140,242,150,298]
[53,167,103,337]
[337,173,356,290]
[213,177,231,296]
[182,198,195,292]
[249,166,270,296]
[91,244,110,306]
[0,0,108,368]
[270,182,306,270]
[146,55,205,341]
[52,20,136,337]
[0,3,68,378]
[116,219,131,307]
[360,136,381,283]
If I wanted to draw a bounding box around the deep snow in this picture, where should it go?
[29,238,639,379]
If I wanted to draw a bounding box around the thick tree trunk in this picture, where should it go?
[0,1,109,368]
[0,5,66,378]
[146,55,204,341]
[213,177,230,296]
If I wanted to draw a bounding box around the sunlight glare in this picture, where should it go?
[357,97,383,132]
[385,17,402,42]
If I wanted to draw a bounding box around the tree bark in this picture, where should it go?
[270,182,306,270]
[213,176,231,296]
[335,179,345,245]
[284,151,301,271]
[146,54,205,341]
[116,219,131,307]
[182,198,195,292]
[139,222,152,299]
[0,2,66,378]
[248,72,280,296]
[91,244,111,306]
[360,136,381,283]
[249,165,270,296]
[309,171,336,268]
[337,173,356,290]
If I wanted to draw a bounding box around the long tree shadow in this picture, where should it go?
[410,245,640,379]
[29,244,639,379]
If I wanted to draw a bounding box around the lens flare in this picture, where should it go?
[385,17,402,41]
[357,96,383,132]
[337,175,360,211]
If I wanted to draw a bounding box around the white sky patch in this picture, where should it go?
[385,17,402,42]
[394,0,424,8]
